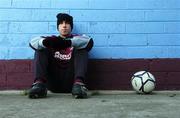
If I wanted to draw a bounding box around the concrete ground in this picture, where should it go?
[0,90,180,118]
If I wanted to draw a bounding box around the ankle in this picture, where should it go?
[34,77,47,84]
[74,77,84,85]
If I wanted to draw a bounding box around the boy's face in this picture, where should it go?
[58,21,72,37]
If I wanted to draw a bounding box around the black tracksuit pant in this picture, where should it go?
[34,48,88,93]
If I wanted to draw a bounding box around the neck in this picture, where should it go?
[60,34,71,38]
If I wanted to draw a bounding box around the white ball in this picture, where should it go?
[131,71,156,94]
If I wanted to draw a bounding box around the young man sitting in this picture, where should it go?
[28,13,93,99]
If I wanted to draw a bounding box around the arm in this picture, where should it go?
[71,35,94,51]
[29,35,93,51]
[29,36,46,50]
[29,36,71,50]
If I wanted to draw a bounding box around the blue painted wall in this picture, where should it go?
[0,0,180,59]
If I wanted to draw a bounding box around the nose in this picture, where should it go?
[62,22,67,27]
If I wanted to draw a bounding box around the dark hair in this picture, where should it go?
[56,13,73,30]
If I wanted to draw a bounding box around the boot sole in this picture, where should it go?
[29,94,46,99]
[72,93,87,99]
[28,92,47,99]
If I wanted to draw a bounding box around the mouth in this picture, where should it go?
[61,30,69,35]
[62,29,68,32]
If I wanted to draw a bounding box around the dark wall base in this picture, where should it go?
[0,59,180,90]
[87,59,180,90]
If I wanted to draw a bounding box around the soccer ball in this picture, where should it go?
[131,71,156,94]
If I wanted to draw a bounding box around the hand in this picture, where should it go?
[42,36,71,49]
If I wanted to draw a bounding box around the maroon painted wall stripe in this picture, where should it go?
[0,59,180,90]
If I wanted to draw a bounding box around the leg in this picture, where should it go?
[74,49,88,81]
[34,49,49,82]
[28,49,49,98]
[72,49,89,98]
[74,37,93,82]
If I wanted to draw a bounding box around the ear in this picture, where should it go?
[57,24,60,31]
